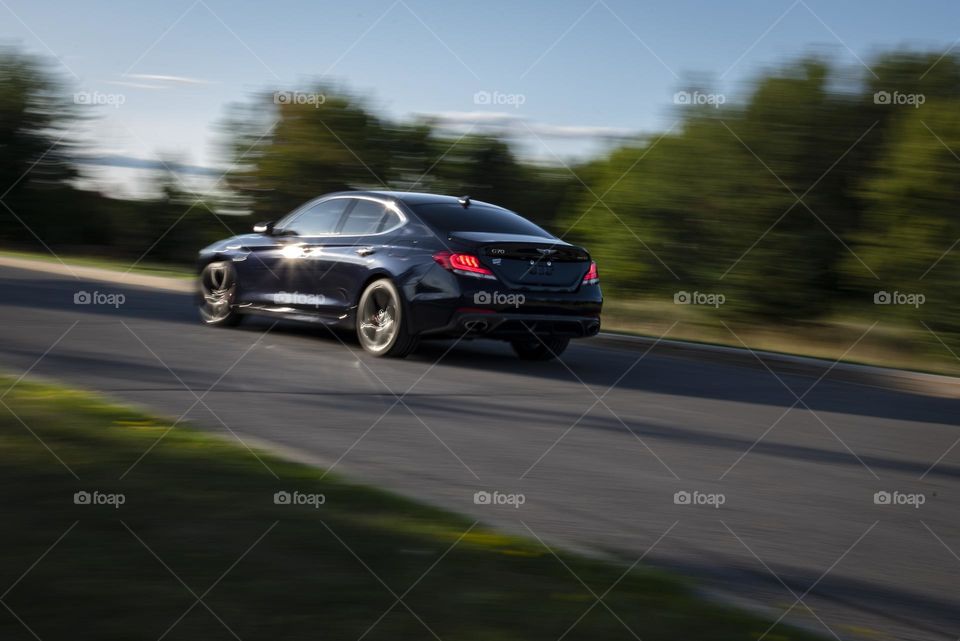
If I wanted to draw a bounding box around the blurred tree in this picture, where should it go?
[851,100,960,330]
[223,94,577,232]
[561,119,776,309]
[125,165,238,264]
[0,48,81,246]
[3,43,958,335]
[223,90,393,221]
[561,58,889,320]
[725,58,877,319]
[421,134,528,208]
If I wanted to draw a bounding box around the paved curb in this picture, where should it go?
[3,253,958,397]
[0,255,193,293]
[589,331,960,398]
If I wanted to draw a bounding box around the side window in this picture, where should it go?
[340,199,400,235]
[284,199,349,236]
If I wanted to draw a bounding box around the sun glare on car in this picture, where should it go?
[281,244,305,259]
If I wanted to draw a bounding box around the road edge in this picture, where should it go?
[0,254,192,293]
[587,331,960,397]
[3,253,957,397]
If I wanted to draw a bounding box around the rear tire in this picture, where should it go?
[511,336,570,361]
[198,261,243,327]
[356,279,418,358]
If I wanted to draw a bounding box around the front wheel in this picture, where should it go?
[511,336,570,361]
[356,279,418,358]
[198,261,243,326]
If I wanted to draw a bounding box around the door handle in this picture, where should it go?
[355,247,376,256]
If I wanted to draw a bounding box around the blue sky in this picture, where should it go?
[2,0,959,193]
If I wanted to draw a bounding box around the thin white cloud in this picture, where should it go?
[426,111,522,126]
[420,111,636,140]
[528,122,636,139]
[124,73,213,85]
[106,81,166,90]
[126,73,211,85]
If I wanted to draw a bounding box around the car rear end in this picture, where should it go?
[406,200,602,341]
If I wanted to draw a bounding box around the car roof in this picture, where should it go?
[326,190,507,209]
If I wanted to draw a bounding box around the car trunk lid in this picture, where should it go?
[449,232,590,289]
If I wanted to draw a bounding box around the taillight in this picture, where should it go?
[433,251,497,280]
[582,261,599,285]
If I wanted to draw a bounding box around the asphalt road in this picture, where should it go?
[2,264,959,641]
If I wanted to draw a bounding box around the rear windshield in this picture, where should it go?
[412,203,551,236]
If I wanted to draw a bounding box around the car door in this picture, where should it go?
[230,231,286,305]
[271,197,351,313]
[318,197,406,314]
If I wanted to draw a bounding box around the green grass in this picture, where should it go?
[0,248,193,279]
[0,377,822,641]
[602,298,960,377]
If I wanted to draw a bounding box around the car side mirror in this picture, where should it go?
[253,221,276,235]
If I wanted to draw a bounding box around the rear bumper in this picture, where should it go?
[404,264,603,338]
[423,312,601,339]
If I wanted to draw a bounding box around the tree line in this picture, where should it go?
[1,47,959,334]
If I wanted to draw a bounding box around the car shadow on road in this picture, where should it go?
[405,334,960,429]
[5,273,958,431]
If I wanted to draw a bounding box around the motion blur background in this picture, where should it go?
[5,5,960,640]
[2,0,960,371]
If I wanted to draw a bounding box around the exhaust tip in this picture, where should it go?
[464,320,490,333]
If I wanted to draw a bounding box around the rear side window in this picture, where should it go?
[340,199,401,235]
[283,199,348,236]
[412,203,550,236]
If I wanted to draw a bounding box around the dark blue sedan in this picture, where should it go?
[197,191,602,359]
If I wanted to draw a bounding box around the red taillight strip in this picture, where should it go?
[433,251,497,280]
[582,261,599,285]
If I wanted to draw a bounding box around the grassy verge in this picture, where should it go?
[0,248,193,279]
[0,376,819,641]
[602,298,960,377]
